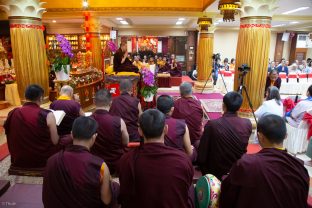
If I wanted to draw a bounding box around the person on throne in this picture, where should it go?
[169,54,182,77]
[113,42,139,73]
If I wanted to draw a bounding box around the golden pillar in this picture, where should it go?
[234,0,277,116]
[195,17,214,90]
[0,0,49,99]
[88,16,102,70]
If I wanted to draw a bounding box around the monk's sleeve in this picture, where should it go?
[197,122,213,174]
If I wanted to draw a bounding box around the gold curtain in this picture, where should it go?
[90,34,102,70]
[10,27,49,99]
[197,33,213,82]
[234,18,271,114]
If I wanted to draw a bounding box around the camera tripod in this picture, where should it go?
[237,71,258,125]
[201,67,228,94]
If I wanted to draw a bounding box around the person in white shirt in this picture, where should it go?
[255,86,283,119]
[286,85,312,127]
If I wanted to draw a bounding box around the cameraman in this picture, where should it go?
[212,57,222,85]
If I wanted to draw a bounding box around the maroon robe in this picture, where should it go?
[118,143,194,208]
[197,112,252,180]
[158,63,170,73]
[91,109,123,175]
[113,48,138,73]
[110,92,140,142]
[4,102,58,168]
[43,145,104,208]
[172,97,203,147]
[169,60,182,77]
[164,116,186,151]
[50,99,81,136]
[220,148,309,208]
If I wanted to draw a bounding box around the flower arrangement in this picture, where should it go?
[140,67,157,98]
[107,40,118,54]
[53,34,74,74]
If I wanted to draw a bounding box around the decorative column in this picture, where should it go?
[84,13,102,70]
[195,17,214,90]
[234,0,277,116]
[0,0,49,99]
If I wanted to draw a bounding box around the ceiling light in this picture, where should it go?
[282,7,309,15]
[116,17,123,21]
[120,20,128,25]
[52,20,56,23]
[82,0,88,7]
[178,18,185,21]
[272,24,286,28]
[176,21,183,25]
[217,19,223,22]
[290,21,299,24]
[214,22,220,25]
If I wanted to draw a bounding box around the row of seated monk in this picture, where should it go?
[4,81,310,207]
[113,42,182,77]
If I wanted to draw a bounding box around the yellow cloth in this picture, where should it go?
[5,83,21,106]
[100,162,105,183]
[113,72,140,76]
[133,61,143,70]
[58,95,71,100]
[105,65,114,74]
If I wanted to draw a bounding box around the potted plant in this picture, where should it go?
[107,40,118,65]
[53,34,74,81]
[141,67,157,102]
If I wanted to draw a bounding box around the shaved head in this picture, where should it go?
[95,89,112,107]
[60,85,73,97]
[180,82,193,97]
[120,79,133,93]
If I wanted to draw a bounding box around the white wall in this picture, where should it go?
[213,29,277,61]
[282,39,291,61]
[307,48,312,59]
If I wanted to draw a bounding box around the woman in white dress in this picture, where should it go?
[255,86,284,119]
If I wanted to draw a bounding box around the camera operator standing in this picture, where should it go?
[212,54,222,86]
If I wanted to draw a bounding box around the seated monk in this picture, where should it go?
[169,54,182,77]
[157,95,193,158]
[118,109,194,208]
[172,82,204,149]
[4,84,59,168]
[91,89,129,175]
[113,42,139,73]
[110,79,143,142]
[158,57,170,73]
[220,115,309,208]
[197,92,252,180]
[50,85,84,136]
[43,117,114,207]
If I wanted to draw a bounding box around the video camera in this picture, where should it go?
[238,64,251,74]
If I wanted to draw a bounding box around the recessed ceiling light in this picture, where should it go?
[282,7,309,15]
[82,0,88,7]
[290,21,299,24]
[272,24,286,28]
[116,17,123,21]
[178,18,185,21]
[176,21,183,25]
[217,19,223,23]
[214,22,220,25]
[120,20,128,25]
[52,20,56,23]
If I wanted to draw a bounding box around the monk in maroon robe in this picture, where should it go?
[113,42,139,73]
[157,95,194,159]
[197,92,252,180]
[119,109,194,208]
[110,79,143,142]
[4,85,59,168]
[169,54,182,77]
[91,89,129,175]
[220,115,309,208]
[158,57,170,73]
[50,85,84,136]
[172,82,204,149]
[43,117,114,208]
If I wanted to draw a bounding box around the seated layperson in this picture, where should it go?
[169,54,182,77]
[220,115,309,208]
[43,117,113,208]
[118,109,194,208]
[132,56,143,70]
[277,60,289,75]
[157,95,193,157]
[113,42,139,73]
[50,85,84,136]
[197,92,252,180]
[91,89,129,175]
[286,85,312,127]
[4,84,59,168]
[110,79,143,142]
[264,69,281,94]
[255,86,283,119]
[172,82,204,149]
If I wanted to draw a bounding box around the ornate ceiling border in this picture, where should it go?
[46,7,202,12]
